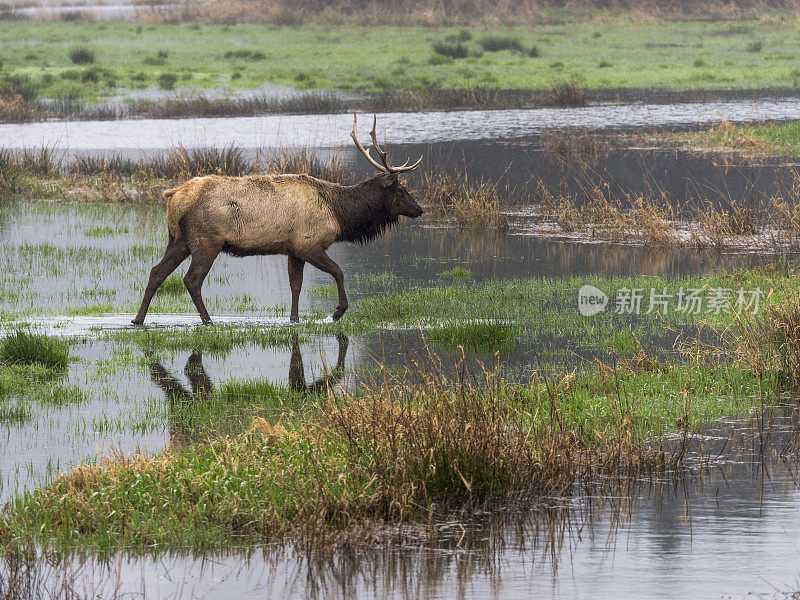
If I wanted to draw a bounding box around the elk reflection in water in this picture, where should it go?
[146,334,349,447]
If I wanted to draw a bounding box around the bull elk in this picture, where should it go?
[132,114,423,325]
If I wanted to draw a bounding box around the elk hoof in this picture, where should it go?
[332,306,347,321]
[131,317,144,325]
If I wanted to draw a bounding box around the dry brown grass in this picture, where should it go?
[541,130,611,164]
[534,173,800,250]
[538,82,587,108]
[0,92,35,123]
[140,0,800,26]
[418,170,511,230]
[536,181,679,244]
[2,145,354,203]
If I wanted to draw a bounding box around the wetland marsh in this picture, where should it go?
[2,107,800,598]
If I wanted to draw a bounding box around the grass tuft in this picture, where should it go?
[155,273,186,296]
[479,35,524,52]
[432,40,469,59]
[68,47,95,65]
[0,330,69,371]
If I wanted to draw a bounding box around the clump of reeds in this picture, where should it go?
[157,144,252,178]
[691,198,761,247]
[531,172,800,250]
[425,321,520,354]
[0,147,60,195]
[541,130,611,163]
[418,170,510,230]
[726,292,800,389]
[0,75,41,123]
[258,146,352,184]
[0,330,69,371]
[536,181,678,244]
[0,90,36,123]
[539,82,586,108]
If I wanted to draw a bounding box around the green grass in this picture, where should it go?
[3,16,800,105]
[107,324,307,357]
[155,273,186,297]
[426,321,520,354]
[665,120,800,155]
[0,330,69,371]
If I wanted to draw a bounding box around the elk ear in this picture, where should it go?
[378,173,398,188]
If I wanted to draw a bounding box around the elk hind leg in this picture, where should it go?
[183,248,219,325]
[132,236,190,325]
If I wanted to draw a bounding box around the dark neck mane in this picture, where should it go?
[324,177,398,244]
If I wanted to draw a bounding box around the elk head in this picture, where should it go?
[351,114,424,219]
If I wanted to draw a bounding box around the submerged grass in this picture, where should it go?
[426,321,520,354]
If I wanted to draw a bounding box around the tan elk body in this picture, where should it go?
[132,115,423,325]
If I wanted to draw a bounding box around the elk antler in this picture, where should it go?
[350,114,423,174]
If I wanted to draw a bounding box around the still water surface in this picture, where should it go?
[3,99,800,151]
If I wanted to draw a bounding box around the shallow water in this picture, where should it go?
[0,2,177,20]
[3,99,800,151]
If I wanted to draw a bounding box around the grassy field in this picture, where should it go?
[3,14,800,110]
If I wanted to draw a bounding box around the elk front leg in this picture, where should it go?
[287,255,305,323]
[183,249,219,325]
[303,249,348,321]
[132,237,189,325]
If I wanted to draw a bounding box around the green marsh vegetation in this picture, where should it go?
[660,119,800,157]
[5,12,800,118]
[0,304,787,554]
[0,256,799,554]
[0,330,69,371]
